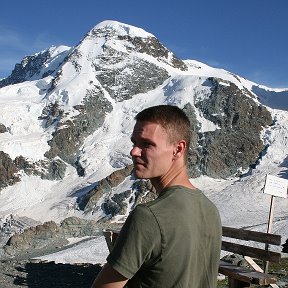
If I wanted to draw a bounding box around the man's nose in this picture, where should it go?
[130,146,141,157]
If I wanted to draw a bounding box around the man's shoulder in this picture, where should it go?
[129,203,155,221]
[120,204,161,240]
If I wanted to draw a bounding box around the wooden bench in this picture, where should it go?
[103,226,282,288]
[220,226,282,288]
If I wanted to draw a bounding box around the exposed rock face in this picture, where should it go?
[130,179,157,206]
[60,217,100,238]
[79,165,134,212]
[0,50,51,88]
[199,130,265,178]
[0,47,70,88]
[14,156,67,180]
[38,102,63,128]
[0,151,67,191]
[0,215,41,247]
[2,217,101,259]
[101,180,156,218]
[198,79,271,131]
[5,221,63,252]
[78,163,158,219]
[87,25,183,102]
[121,35,187,71]
[89,24,187,71]
[179,90,272,179]
[0,151,20,189]
[183,103,202,178]
[0,124,7,133]
[95,56,169,101]
[90,35,172,101]
[102,190,131,217]
[191,78,273,178]
[44,85,113,167]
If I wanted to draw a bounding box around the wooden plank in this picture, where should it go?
[222,226,281,246]
[221,241,281,263]
[219,260,278,285]
[244,256,280,288]
[105,227,281,245]
[244,256,263,272]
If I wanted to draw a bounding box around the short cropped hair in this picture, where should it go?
[135,105,191,157]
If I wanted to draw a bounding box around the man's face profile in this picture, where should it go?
[130,121,176,180]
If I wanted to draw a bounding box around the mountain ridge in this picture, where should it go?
[0,20,287,229]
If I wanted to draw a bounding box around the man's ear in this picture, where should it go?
[173,140,186,159]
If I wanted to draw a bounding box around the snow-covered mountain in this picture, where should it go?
[0,20,287,245]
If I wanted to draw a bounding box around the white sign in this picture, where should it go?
[263,174,288,198]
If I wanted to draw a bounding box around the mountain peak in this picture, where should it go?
[0,45,70,87]
[89,20,154,39]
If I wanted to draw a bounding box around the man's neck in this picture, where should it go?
[150,164,195,194]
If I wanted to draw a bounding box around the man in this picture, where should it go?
[92,105,222,288]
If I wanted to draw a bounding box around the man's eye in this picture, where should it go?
[143,142,151,148]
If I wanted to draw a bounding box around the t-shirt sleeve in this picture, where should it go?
[106,204,161,279]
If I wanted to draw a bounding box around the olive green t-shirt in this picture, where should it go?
[107,186,222,288]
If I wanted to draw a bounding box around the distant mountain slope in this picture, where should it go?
[0,20,287,226]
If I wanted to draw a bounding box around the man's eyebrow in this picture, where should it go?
[130,136,155,144]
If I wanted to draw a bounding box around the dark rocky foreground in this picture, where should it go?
[1,258,287,288]
[0,259,102,288]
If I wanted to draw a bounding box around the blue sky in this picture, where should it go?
[1,0,288,88]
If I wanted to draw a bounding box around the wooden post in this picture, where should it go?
[103,229,120,252]
[264,195,275,273]
[103,230,113,252]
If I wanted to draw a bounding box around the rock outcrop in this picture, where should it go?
[0,124,7,133]
[189,78,273,178]
[14,156,67,180]
[78,164,157,219]
[0,46,70,88]
[79,165,134,212]
[0,151,20,189]
[43,85,113,168]
[0,153,66,189]
[2,217,102,259]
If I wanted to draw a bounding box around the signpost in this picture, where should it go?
[264,175,288,198]
[263,174,288,273]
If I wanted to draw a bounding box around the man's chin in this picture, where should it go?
[132,168,146,179]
